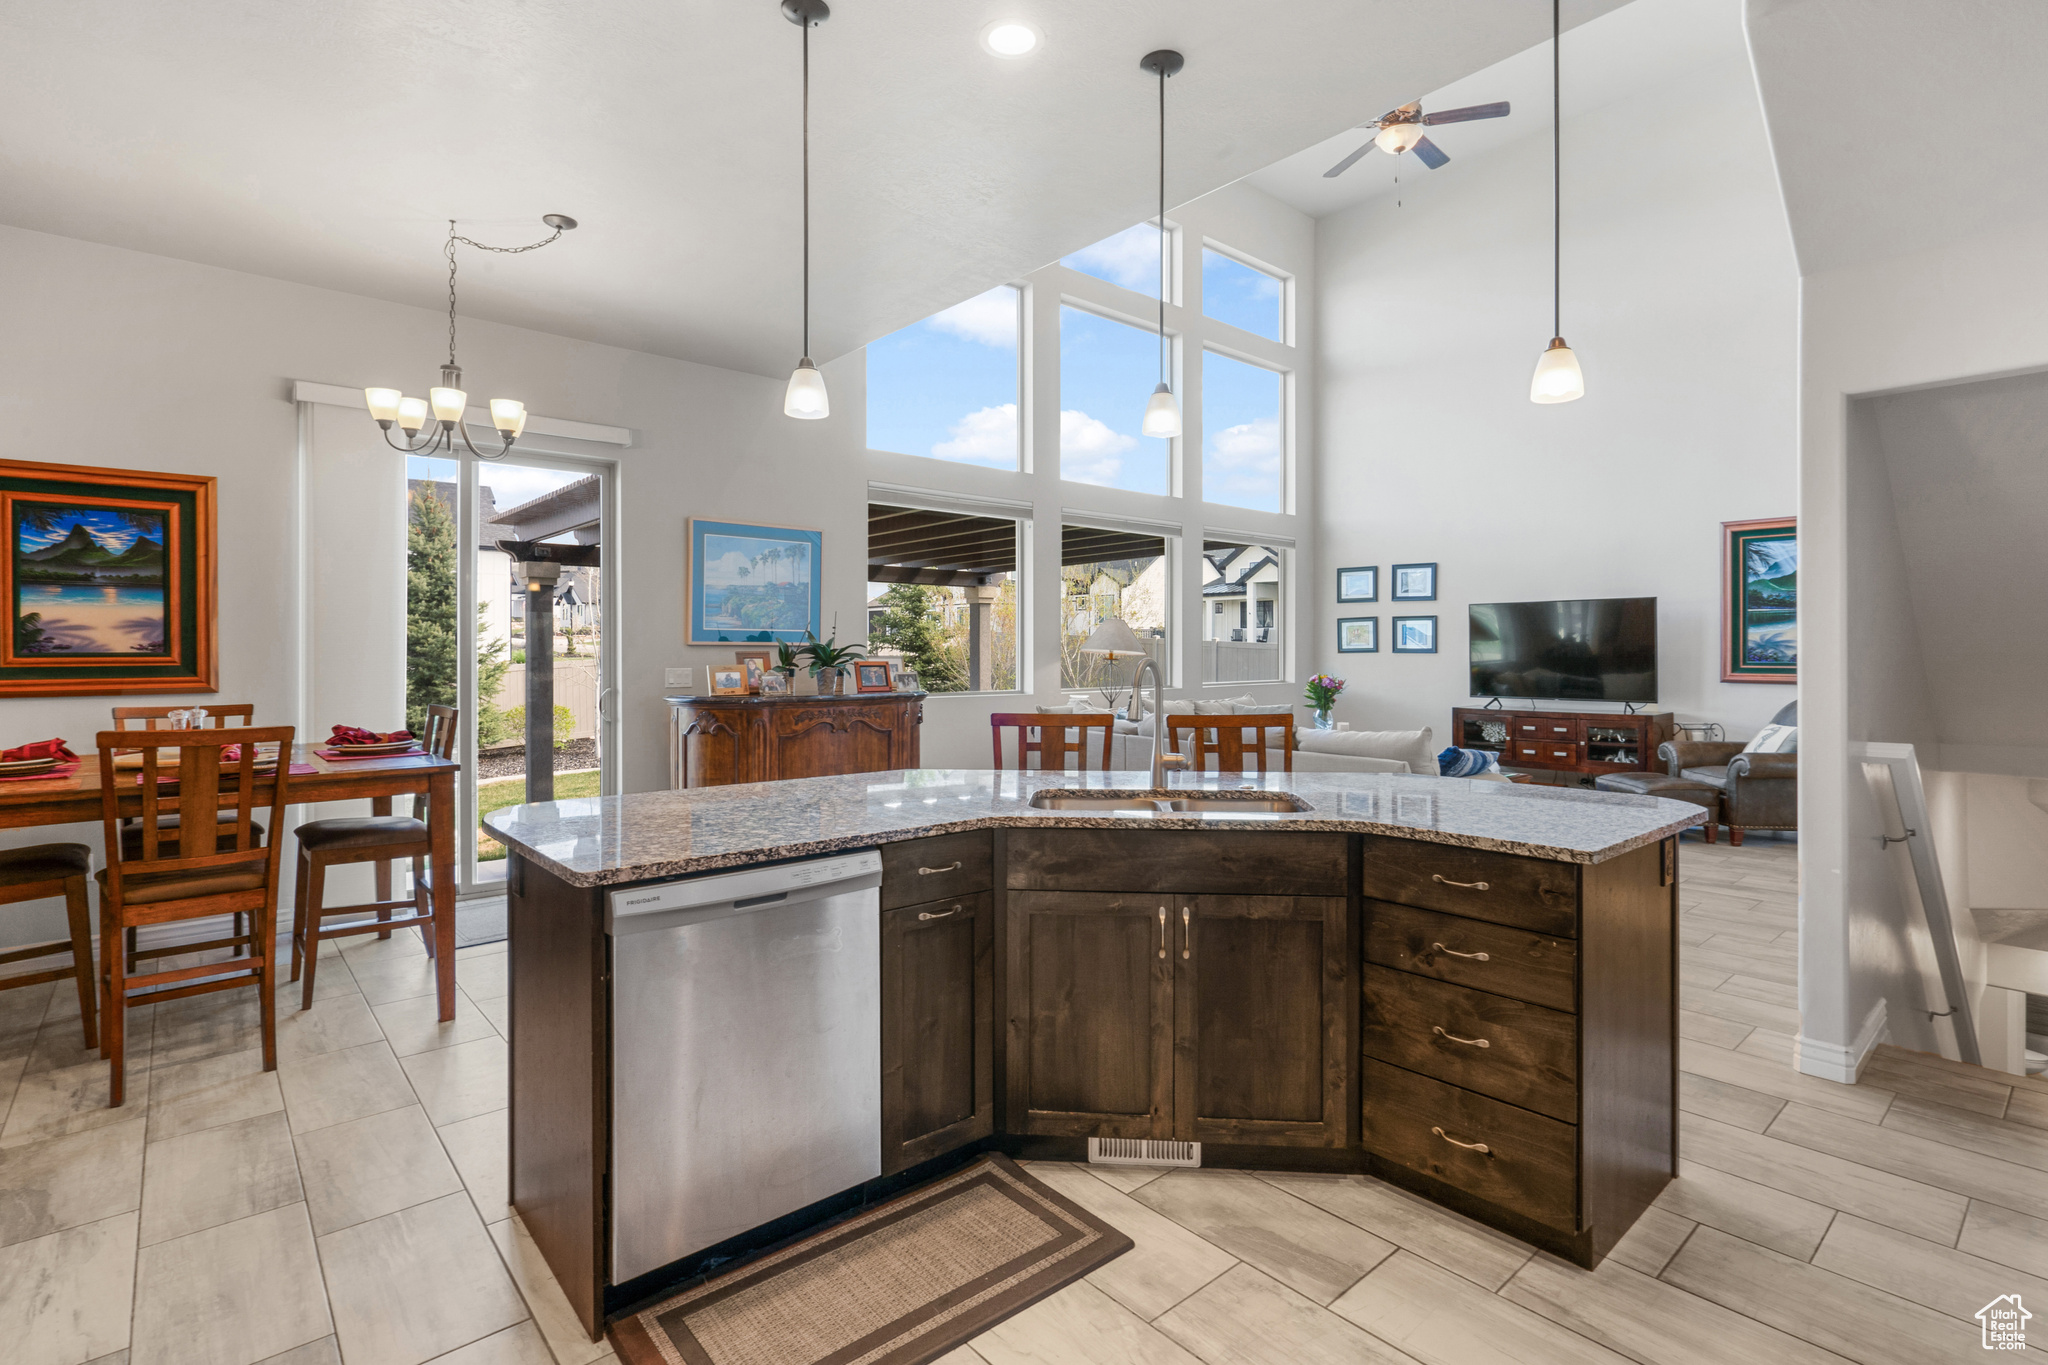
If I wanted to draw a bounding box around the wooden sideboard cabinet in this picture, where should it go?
[1452,706,1673,778]
[666,692,924,787]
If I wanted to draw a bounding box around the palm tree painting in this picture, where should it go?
[688,518,823,644]
[1724,518,1797,681]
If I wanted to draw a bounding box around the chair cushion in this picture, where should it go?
[0,843,93,888]
[96,866,266,905]
[1595,773,1719,809]
[120,820,265,861]
[1681,765,1731,790]
[294,816,428,852]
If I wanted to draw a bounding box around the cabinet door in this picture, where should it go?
[770,704,898,779]
[1173,894,1351,1147]
[1007,891,1173,1139]
[881,893,994,1175]
[673,706,747,788]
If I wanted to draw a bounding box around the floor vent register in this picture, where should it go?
[1087,1138,1201,1167]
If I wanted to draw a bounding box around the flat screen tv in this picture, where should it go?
[1469,597,1658,702]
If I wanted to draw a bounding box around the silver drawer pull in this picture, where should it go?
[917,861,963,876]
[1433,1026,1490,1048]
[917,905,963,921]
[1432,1125,1492,1154]
[1182,906,1191,960]
[1158,906,1167,960]
[1431,874,1490,891]
[1432,942,1490,962]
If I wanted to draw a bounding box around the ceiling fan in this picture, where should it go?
[1322,99,1511,177]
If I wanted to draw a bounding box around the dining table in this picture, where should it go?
[0,744,463,1020]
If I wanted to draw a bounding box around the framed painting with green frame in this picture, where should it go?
[1722,516,1795,683]
[1,458,217,697]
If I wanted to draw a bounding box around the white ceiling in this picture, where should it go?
[1746,0,2048,275]
[1247,0,1744,219]
[0,1,1636,379]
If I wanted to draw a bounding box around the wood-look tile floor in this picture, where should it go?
[5,836,2044,1365]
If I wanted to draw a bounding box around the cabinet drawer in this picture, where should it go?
[1006,829,1348,896]
[1512,717,1581,742]
[1364,901,1577,1013]
[1362,1059,1578,1229]
[881,831,993,910]
[1357,837,1578,937]
[1361,966,1577,1121]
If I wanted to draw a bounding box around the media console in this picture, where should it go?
[1454,706,1674,780]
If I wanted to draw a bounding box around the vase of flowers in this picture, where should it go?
[1305,673,1346,729]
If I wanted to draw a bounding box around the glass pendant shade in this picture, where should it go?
[1529,337,1585,404]
[363,387,404,422]
[1376,123,1423,155]
[489,399,526,433]
[429,386,468,422]
[396,397,430,432]
[1141,382,1182,438]
[784,358,829,419]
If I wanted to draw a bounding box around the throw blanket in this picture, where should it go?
[1,739,77,762]
[1437,746,1500,778]
[328,725,413,746]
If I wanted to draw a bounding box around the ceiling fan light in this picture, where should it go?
[396,397,430,432]
[363,387,404,423]
[784,358,830,419]
[1529,337,1585,404]
[1141,382,1182,438]
[1375,123,1423,155]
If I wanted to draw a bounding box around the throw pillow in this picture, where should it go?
[1437,746,1502,777]
[1741,723,1798,755]
[1192,695,1259,714]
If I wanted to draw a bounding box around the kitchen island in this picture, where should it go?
[484,768,1703,1338]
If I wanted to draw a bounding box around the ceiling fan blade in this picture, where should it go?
[1411,136,1450,170]
[1422,101,1510,125]
[1323,142,1378,179]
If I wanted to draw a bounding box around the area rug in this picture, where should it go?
[608,1155,1131,1365]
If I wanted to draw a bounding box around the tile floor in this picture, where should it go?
[4,836,2044,1365]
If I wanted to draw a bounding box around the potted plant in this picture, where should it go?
[800,631,866,695]
[774,639,803,682]
[1305,673,1346,730]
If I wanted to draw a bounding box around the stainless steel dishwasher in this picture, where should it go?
[606,849,882,1282]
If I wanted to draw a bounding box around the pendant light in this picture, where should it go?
[1529,0,1585,404]
[783,0,831,419]
[1139,49,1184,439]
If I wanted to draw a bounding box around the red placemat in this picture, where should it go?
[0,761,80,784]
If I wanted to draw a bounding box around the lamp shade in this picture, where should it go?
[1141,382,1182,438]
[363,388,403,423]
[784,358,829,419]
[396,397,429,432]
[429,386,468,422]
[1529,336,1585,404]
[1079,616,1146,656]
[1375,123,1424,155]
[489,399,526,433]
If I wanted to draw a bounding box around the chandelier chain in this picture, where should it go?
[440,219,573,366]
[1157,60,1166,385]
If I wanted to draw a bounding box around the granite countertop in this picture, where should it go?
[482,768,1707,888]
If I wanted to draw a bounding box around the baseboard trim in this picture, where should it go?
[1799,997,1890,1083]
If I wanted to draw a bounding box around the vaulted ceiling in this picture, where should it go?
[0,0,1622,377]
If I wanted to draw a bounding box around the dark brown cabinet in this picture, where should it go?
[881,892,995,1175]
[667,693,923,788]
[1453,705,1673,778]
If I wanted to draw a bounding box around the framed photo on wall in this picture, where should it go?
[687,518,822,645]
[1391,563,1437,601]
[0,458,218,697]
[1392,615,1438,653]
[1336,616,1378,653]
[1336,566,1377,602]
[1722,516,1796,683]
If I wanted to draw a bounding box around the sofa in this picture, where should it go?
[1658,699,1797,844]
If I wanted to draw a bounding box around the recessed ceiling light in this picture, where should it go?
[980,20,1041,57]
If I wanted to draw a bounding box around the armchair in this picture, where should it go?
[1657,700,1797,845]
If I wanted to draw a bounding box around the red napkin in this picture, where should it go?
[328,726,414,746]
[2,739,76,762]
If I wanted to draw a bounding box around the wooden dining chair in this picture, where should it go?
[1165,714,1295,775]
[94,726,296,1106]
[0,845,99,1049]
[290,706,456,1009]
[990,713,1114,774]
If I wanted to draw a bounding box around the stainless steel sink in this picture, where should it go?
[1026,790,1312,815]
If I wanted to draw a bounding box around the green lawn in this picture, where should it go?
[477,769,601,860]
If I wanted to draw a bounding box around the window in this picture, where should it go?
[1202,350,1283,512]
[865,285,1020,469]
[1202,246,1284,341]
[1062,222,1165,299]
[1201,540,1284,684]
[1060,306,1171,495]
[867,503,1018,692]
[1061,524,1169,699]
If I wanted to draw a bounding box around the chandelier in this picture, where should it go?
[364,215,577,457]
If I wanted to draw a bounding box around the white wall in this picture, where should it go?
[1311,41,1798,744]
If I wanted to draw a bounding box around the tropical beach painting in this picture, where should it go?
[1722,516,1796,683]
[686,518,821,644]
[0,459,216,696]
